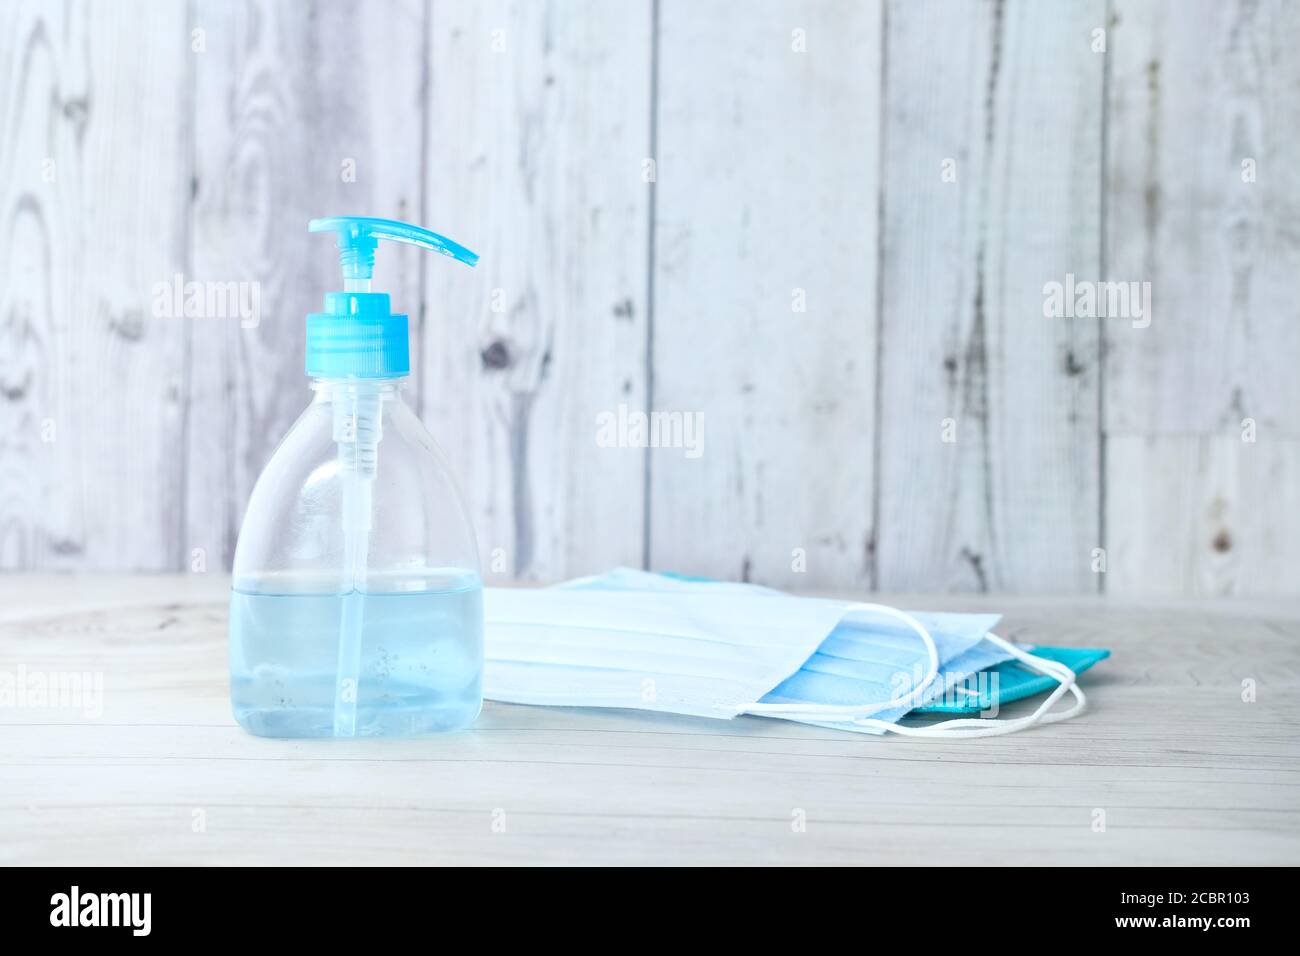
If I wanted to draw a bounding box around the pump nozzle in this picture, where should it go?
[309,216,479,283]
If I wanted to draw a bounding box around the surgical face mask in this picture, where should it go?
[483,569,1083,737]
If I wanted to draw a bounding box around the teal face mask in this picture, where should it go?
[483,569,1084,737]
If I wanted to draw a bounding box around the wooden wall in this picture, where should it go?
[1,0,1296,595]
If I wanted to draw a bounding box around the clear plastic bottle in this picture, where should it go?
[230,218,483,737]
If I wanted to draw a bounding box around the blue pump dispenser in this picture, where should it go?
[305,217,478,378]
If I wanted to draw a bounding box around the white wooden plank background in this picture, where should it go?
[0,0,190,570]
[1105,0,1300,596]
[876,0,1104,594]
[2,574,1297,865]
[649,0,880,590]
[0,0,1296,596]
[423,0,652,583]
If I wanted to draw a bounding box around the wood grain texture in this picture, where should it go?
[649,0,882,590]
[875,0,1105,594]
[0,0,191,570]
[421,0,652,583]
[1107,435,1300,595]
[1105,0,1300,596]
[183,0,428,572]
[2,574,1297,865]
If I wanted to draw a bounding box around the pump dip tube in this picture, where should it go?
[229,217,484,738]
[332,384,379,736]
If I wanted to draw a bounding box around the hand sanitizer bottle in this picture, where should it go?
[230,217,482,737]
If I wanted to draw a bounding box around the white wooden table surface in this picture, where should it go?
[1,574,1297,866]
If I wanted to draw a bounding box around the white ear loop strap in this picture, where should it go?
[850,631,1085,738]
[737,601,1086,737]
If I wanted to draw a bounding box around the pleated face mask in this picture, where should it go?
[483,569,1084,736]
